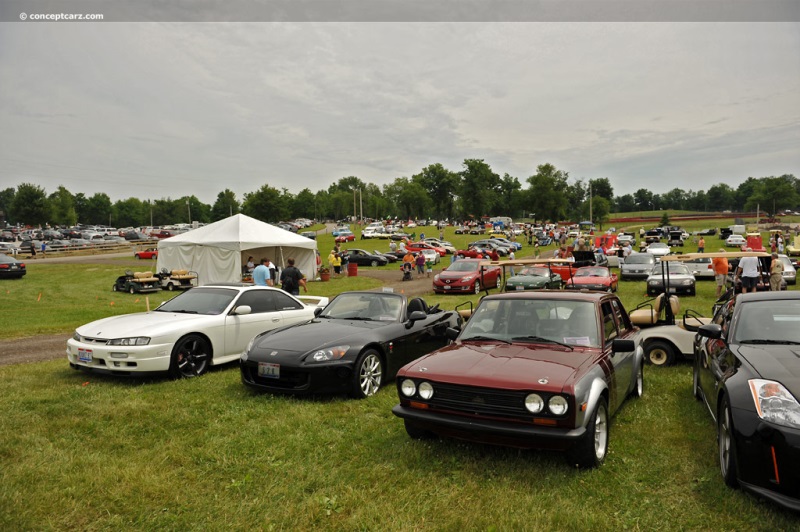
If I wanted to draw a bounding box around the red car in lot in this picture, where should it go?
[406,241,447,257]
[335,231,355,243]
[134,247,159,260]
[455,246,494,259]
[564,266,618,292]
[432,258,501,294]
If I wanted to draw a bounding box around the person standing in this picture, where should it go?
[712,250,729,299]
[389,240,397,253]
[40,241,47,258]
[280,258,307,295]
[415,252,425,277]
[534,241,540,258]
[508,249,516,276]
[697,237,705,253]
[769,253,783,291]
[245,256,255,273]
[736,249,761,293]
[329,249,341,277]
[253,258,273,286]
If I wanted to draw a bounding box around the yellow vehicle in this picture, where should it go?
[786,235,800,256]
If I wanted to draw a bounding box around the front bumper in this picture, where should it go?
[66,338,173,374]
[393,404,585,450]
[646,284,695,296]
[240,359,354,395]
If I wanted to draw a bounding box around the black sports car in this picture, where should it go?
[0,253,26,279]
[694,291,800,511]
[340,248,389,267]
[240,291,462,398]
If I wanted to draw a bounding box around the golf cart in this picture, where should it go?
[156,268,198,291]
[112,270,161,294]
[630,251,768,366]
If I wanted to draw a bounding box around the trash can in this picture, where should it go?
[348,262,358,277]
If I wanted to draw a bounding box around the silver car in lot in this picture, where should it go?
[683,256,715,280]
[620,253,656,280]
[778,254,797,285]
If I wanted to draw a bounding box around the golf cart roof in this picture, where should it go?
[659,251,769,262]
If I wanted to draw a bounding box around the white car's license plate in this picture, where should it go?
[258,362,280,379]
[78,348,92,362]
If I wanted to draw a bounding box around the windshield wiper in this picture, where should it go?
[511,335,575,351]
[739,339,800,345]
[345,316,374,321]
[162,309,198,314]
[461,335,511,344]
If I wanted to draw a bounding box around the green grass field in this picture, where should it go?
[1,223,798,528]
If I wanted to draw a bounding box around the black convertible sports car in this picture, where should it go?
[240,291,462,398]
[694,291,800,511]
[340,248,389,267]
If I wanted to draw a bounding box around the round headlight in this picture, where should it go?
[548,395,569,416]
[418,381,434,400]
[525,393,544,413]
[400,379,416,397]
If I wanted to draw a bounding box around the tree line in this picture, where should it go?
[1,160,797,228]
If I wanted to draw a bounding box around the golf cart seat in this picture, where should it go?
[133,271,158,283]
[169,269,196,280]
[629,293,679,327]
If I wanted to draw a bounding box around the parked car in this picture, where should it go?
[726,234,747,247]
[454,226,469,234]
[240,292,461,398]
[341,249,389,267]
[777,254,797,285]
[331,225,350,236]
[423,238,456,254]
[134,247,159,260]
[299,231,316,240]
[620,253,656,280]
[432,258,502,294]
[392,291,644,468]
[683,256,715,280]
[68,285,327,378]
[564,266,618,292]
[504,266,563,291]
[470,239,512,256]
[406,241,447,257]
[455,246,492,260]
[124,231,152,241]
[694,292,800,511]
[646,262,696,296]
[373,250,398,263]
[335,231,355,243]
[645,242,671,259]
[0,253,26,279]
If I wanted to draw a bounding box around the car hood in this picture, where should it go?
[76,311,218,339]
[570,276,609,284]
[400,342,595,393]
[251,318,389,353]
[734,344,800,391]
[439,269,479,279]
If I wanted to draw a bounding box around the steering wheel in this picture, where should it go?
[428,303,440,314]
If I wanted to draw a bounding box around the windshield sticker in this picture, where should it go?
[564,337,591,346]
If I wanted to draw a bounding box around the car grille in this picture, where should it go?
[79,336,110,345]
[427,382,530,419]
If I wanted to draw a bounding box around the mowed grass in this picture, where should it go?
[2,223,799,528]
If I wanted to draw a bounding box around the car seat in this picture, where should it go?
[407,298,427,318]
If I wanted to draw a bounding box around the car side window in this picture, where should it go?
[234,291,278,314]
[601,302,618,344]
[273,291,303,311]
[611,299,632,333]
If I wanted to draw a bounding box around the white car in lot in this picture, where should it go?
[67,285,327,378]
[725,234,747,247]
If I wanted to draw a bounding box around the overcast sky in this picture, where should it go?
[1,21,798,204]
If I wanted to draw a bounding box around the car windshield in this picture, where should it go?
[574,267,607,278]
[734,300,800,344]
[651,263,691,275]
[649,243,668,249]
[319,292,403,321]
[446,261,480,272]
[157,287,238,315]
[517,267,550,277]
[626,254,655,265]
[460,299,599,347]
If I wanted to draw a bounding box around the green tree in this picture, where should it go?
[588,178,614,202]
[211,189,240,221]
[48,186,77,226]
[633,189,655,211]
[414,163,459,220]
[113,198,148,227]
[705,184,735,212]
[384,177,431,220]
[85,193,113,225]
[0,187,15,224]
[660,188,687,210]
[614,194,636,213]
[459,159,499,219]
[10,183,50,226]
[659,212,671,227]
[526,163,569,222]
[496,173,523,218]
[581,196,611,229]
[734,177,760,211]
[241,185,291,222]
[745,175,799,216]
[291,188,315,220]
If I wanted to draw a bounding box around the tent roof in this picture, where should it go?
[157,214,317,252]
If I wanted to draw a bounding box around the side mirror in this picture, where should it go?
[698,323,723,339]
[407,310,427,323]
[612,339,635,353]
[232,305,252,316]
[314,307,323,317]
[445,327,460,341]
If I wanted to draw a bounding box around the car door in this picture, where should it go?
[601,300,635,412]
[223,290,307,358]
[698,300,735,416]
[383,305,452,377]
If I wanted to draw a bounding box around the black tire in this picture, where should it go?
[645,340,676,366]
[169,334,211,378]
[135,254,141,259]
[371,260,378,267]
[630,362,644,399]
[473,280,482,294]
[351,349,383,398]
[718,395,739,488]
[129,285,136,295]
[112,284,118,292]
[404,419,434,440]
[567,397,609,468]
[167,282,175,291]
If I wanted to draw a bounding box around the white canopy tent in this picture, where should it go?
[156,214,318,285]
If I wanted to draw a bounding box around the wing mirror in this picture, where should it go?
[697,323,723,339]
[445,327,460,341]
[232,305,252,316]
[314,307,323,317]
[611,339,635,353]
[405,310,427,328]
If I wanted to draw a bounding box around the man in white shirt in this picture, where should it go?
[736,249,761,293]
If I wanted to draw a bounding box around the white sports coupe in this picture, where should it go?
[66,285,327,378]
